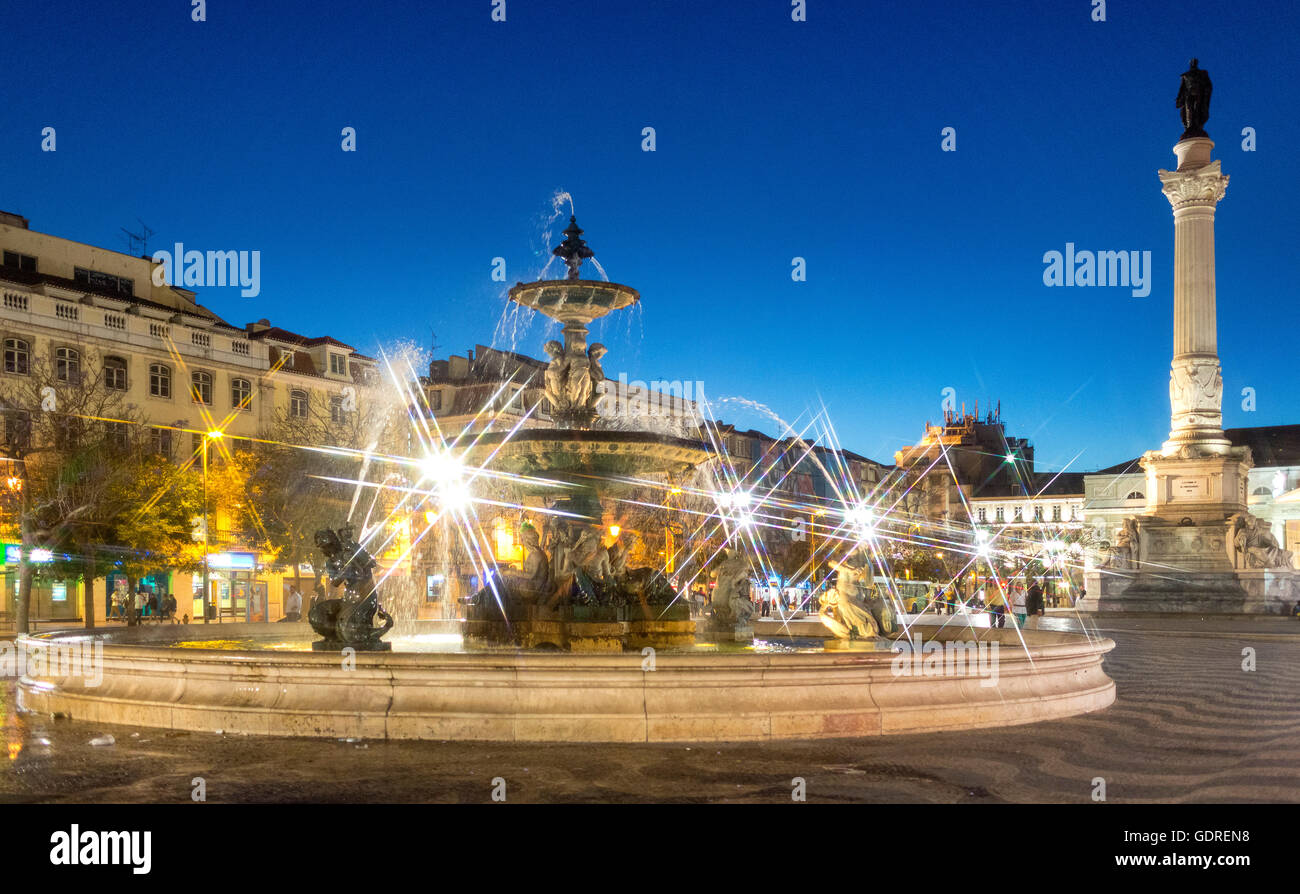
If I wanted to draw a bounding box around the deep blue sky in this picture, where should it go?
[3,0,1297,471]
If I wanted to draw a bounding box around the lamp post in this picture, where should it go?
[202,430,221,623]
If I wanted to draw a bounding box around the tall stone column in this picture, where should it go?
[1157,138,1230,455]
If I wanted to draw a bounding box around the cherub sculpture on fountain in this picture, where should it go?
[308,526,394,651]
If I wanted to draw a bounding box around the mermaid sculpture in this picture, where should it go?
[308,526,394,652]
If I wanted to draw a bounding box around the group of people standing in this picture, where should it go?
[108,589,178,623]
[909,581,1052,629]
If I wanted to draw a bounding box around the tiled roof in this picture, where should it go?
[247,326,356,352]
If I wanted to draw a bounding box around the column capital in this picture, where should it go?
[1158,160,1229,211]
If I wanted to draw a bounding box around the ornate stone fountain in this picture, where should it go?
[463,218,715,651]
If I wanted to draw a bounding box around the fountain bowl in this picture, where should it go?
[16,623,1115,743]
[508,279,639,324]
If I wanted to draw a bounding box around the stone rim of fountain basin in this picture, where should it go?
[17,624,1116,743]
[507,278,640,324]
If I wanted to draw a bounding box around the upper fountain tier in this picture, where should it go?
[508,216,639,325]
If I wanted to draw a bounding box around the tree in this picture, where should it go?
[0,351,143,631]
[100,452,204,625]
[227,382,407,603]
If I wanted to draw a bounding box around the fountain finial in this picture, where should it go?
[553,215,595,280]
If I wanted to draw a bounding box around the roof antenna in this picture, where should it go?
[121,219,155,257]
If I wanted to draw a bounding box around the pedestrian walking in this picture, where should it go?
[1011,586,1027,627]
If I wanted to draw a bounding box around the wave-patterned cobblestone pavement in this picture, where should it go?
[2,617,1298,803]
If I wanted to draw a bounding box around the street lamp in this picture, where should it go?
[201,429,222,623]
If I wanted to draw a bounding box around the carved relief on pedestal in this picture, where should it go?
[1158,161,1229,209]
[1169,358,1223,432]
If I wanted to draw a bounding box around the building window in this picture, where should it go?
[1033,506,1044,522]
[73,266,133,296]
[55,346,80,384]
[1013,507,1023,523]
[104,356,128,391]
[330,394,348,424]
[231,377,252,411]
[191,371,213,405]
[1052,504,1062,522]
[430,390,443,412]
[2,251,37,272]
[3,411,31,450]
[53,416,80,450]
[289,390,308,419]
[995,507,1004,523]
[4,338,29,375]
[977,507,987,523]
[1125,491,1144,501]
[150,427,173,457]
[1252,486,1272,496]
[149,363,172,398]
[329,353,347,375]
[105,421,129,451]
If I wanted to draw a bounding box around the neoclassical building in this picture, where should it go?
[0,210,380,626]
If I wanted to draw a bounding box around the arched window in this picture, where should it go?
[289,389,308,418]
[1252,486,1273,496]
[149,363,171,398]
[4,338,29,375]
[191,370,213,405]
[1125,491,1145,500]
[104,355,128,391]
[231,377,252,411]
[55,346,80,384]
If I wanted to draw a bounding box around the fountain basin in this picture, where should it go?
[17,624,1115,743]
[464,428,712,482]
[508,279,639,324]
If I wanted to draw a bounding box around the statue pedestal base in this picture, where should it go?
[1141,447,1251,524]
[1083,565,1299,615]
[465,601,695,651]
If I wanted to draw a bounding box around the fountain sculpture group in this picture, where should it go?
[463,218,704,651]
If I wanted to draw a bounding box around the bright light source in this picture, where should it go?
[206,430,223,440]
[420,450,471,509]
[846,502,876,541]
[421,449,463,484]
[30,548,53,563]
[608,524,621,538]
[438,477,471,511]
[1005,453,1016,463]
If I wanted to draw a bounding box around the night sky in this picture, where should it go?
[3,0,1297,471]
